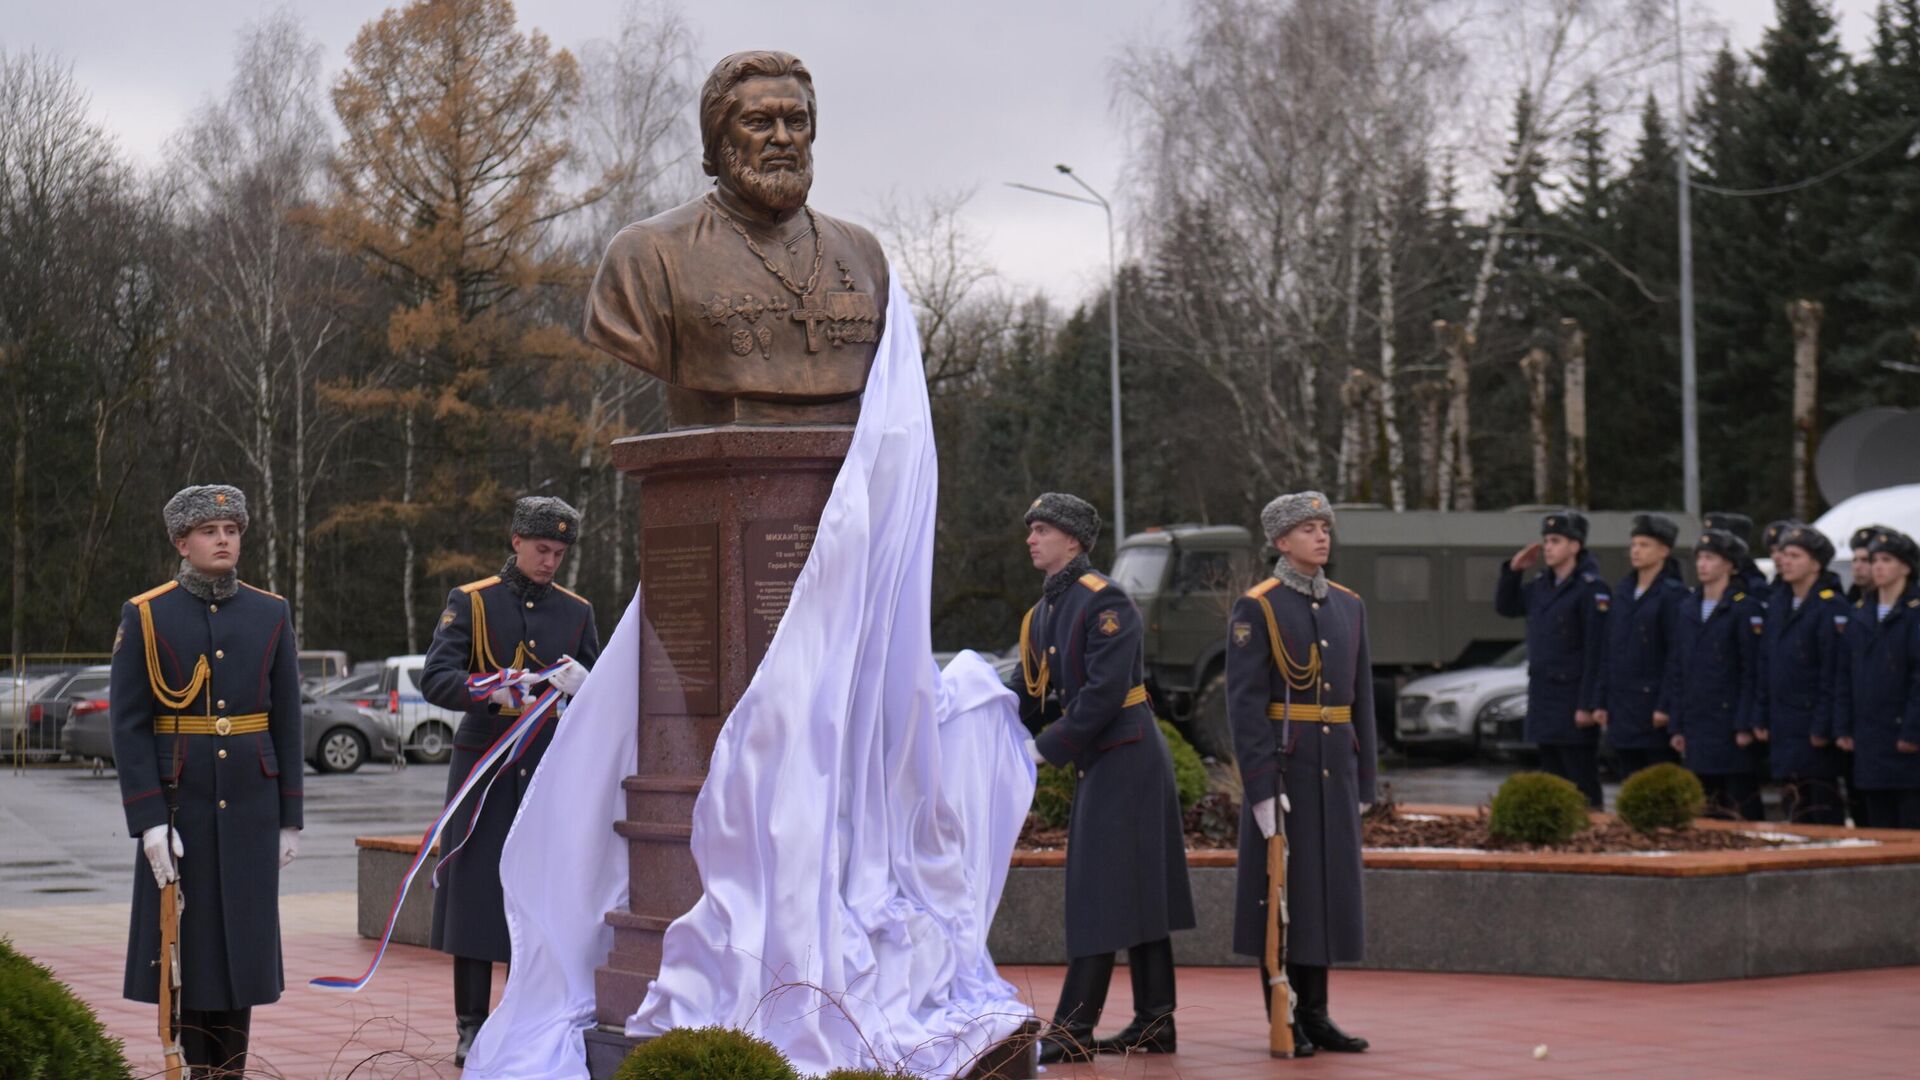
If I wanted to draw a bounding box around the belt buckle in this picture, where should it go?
[214,716,233,736]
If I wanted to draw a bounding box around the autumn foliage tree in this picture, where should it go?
[319,0,596,650]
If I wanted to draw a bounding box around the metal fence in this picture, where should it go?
[5,654,114,771]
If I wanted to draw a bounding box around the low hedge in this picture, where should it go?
[1488,771,1591,846]
[1616,763,1706,833]
[0,937,135,1080]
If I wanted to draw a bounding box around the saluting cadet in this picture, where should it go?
[1752,526,1848,824]
[1835,529,1920,829]
[1705,511,1770,595]
[1847,526,1884,605]
[1496,510,1609,808]
[1226,492,1377,1057]
[423,496,599,1064]
[1012,492,1195,1064]
[1595,513,1688,777]
[1665,528,1765,820]
[110,485,303,1078]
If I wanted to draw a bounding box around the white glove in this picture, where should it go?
[1024,739,1047,766]
[1253,797,1276,838]
[141,825,183,889]
[279,827,300,869]
[548,658,590,697]
[488,686,520,709]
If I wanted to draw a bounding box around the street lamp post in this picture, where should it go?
[1006,165,1127,543]
[1673,0,1701,519]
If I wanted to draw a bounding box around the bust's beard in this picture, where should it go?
[720,142,812,213]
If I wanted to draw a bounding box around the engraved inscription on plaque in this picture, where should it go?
[744,519,819,672]
[641,523,720,714]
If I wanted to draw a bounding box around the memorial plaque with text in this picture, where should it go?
[744,519,819,671]
[641,523,720,714]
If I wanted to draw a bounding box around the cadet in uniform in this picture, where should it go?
[1226,492,1376,1057]
[1012,492,1195,1064]
[1666,528,1765,819]
[1596,513,1687,777]
[423,496,600,1063]
[1847,526,1883,605]
[1752,526,1848,824]
[1835,529,1920,829]
[1705,511,1770,595]
[110,485,303,1078]
[1496,510,1609,807]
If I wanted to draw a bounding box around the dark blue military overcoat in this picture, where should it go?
[1018,564,1196,959]
[1753,586,1848,780]
[1664,588,1763,778]
[1597,567,1687,752]
[1835,587,1920,792]
[424,569,600,962]
[1225,575,1378,966]
[111,578,303,1010]
[1495,553,1608,745]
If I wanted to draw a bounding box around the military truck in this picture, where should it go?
[1111,507,1699,760]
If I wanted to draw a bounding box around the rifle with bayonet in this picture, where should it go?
[157,821,184,1080]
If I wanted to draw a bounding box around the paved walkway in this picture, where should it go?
[6,893,1919,1078]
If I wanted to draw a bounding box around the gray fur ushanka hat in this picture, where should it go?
[1024,492,1101,552]
[164,485,248,539]
[1261,491,1335,544]
[513,496,582,543]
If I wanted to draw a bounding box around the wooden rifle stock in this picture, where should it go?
[1264,827,1296,1058]
[158,865,184,1079]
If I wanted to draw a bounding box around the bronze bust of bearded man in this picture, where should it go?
[584,50,889,428]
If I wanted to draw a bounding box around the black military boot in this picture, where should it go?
[1294,963,1368,1053]
[453,956,493,1066]
[1037,953,1114,1064]
[182,1008,251,1078]
[1262,964,1313,1058]
[1095,938,1176,1054]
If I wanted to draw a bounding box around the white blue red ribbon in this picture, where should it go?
[308,659,575,993]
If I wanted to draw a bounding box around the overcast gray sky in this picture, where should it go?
[6,0,1884,306]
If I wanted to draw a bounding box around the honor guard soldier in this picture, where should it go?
[1705,511,1770,594]
[1496,510,1609,807]
[1012,492,1195,1064]
[1596,513,1688,777]
[110,485,304,1078]
[1665,528,1765,819]
[1227,492,1376,1057]
[1835,529,1920,829]
[1753,526,1849,824]
[423,496,600,1063]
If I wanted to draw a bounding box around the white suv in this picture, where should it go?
[379,655,464,764]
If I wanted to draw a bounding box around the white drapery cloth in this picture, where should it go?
[464,273,1035,1078]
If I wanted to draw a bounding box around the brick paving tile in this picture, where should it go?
[7,894,1920,1079]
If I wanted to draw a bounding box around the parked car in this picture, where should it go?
[2,672,65,753]
[314,667,382,702]
[1475,688,1533,759]
[304,693,401,773]
[299,650,351,693]
[1396,644,1528,755]
[64,689,401,774]
[23,665,112,760]
[379,655,461,764]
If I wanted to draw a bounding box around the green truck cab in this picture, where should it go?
[1110,508,1698,760]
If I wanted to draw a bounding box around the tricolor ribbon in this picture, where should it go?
[308,658,575,993]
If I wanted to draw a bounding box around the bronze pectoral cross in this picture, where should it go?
[791,301,831,353]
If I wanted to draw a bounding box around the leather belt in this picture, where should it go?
[1123,685,1150,708]
[1266,703,1352,724]
[155,713,270,736]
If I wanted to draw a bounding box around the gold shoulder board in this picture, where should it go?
[1245,578,1280,599]
[130,580,180,605]
[1078,573,1108,593]
[459,575,503,595]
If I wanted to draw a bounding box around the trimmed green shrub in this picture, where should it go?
[822,1070,915,1079]
[612,1026,799,1080]
[0,937,135,1080]
[1487,771,1591,846]
[1159,719,1208,813]
[1616,763,1706,833]
[1029,720,1209,831]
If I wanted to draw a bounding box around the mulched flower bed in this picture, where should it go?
[1361,803,1793,854]
[1017,792,1805,854]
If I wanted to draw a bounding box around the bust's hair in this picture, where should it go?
[699,51,816,177]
